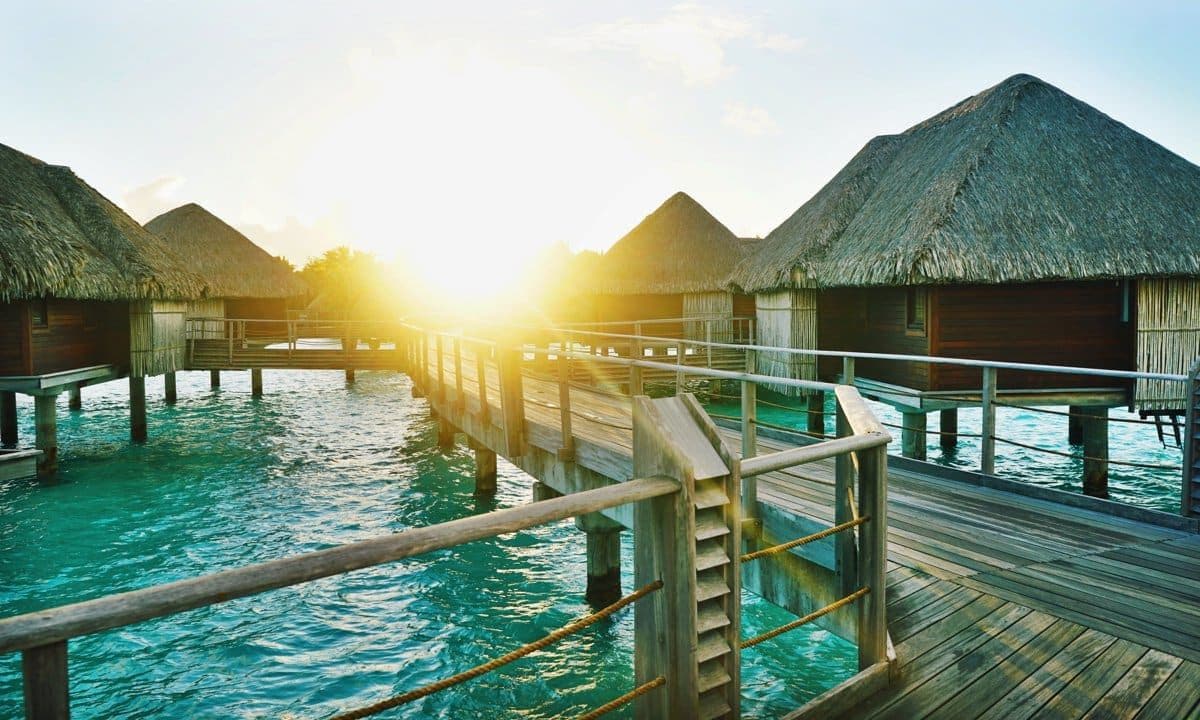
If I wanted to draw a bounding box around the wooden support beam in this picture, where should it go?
[343,336,357,384]
[344,368,356,384]
[437,418,456,450]
[981,366,997,475]
[3,391,19,447]
[806,391,824,436]
[532,481,562,502]
[583,529,621,606]
[497,346,525,458]
[129,376,147,443]
[22,640,68,720]
[34,395,57,478]
[164,373,177,405]
[900,411,927,461]
[250,369,263,398]
[856,445,888,669]
[67,386,81,412]
[474,446,497,495]
[209,370,220,389]
[1081,406,1109,498]
[1068,405,1084,445]
[939,408,958,450]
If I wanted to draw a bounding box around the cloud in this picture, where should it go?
[722,102,779,136]
[121,176,185,222]
[556,4,802,85]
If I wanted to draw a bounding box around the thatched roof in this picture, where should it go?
[0,142,208,302]
[587,191,756,295]
[731,73,1200,292]
[146,203,306,299]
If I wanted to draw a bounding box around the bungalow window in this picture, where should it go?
[30,298,48,328]
[906,288,926,334]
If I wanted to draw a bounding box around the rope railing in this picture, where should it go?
[329,580,664,720]
[990,435,1182,471]
[575,677,667,720]
[992,400,1167,425]
[741,517,870,563]
[741,587,871,649]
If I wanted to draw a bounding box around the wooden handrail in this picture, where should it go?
[740,432,889,479]
[0,477,680,654]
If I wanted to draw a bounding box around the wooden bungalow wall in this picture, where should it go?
[682,292,733,343]
[819,288,931,388]
[0,300,128,376]
[754,289,818,396]
[186,299,226,340]
[931,281,1133,392]
[1135,278,1200,410]
[226,298,290,338]
[130,300,188,377]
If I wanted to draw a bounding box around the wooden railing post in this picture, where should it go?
[498,344,526,457]
[675,342,685,394]
[476,342,491,425]
[742,350,758,523]
[705,320,713,368]
[981,366,997,475]
[1183,359,1200,518]
[22,640,68,720]
[630,325,644,396]
[453,337,465,412]
[835,392,858,598]
[435,334,447,403]
[856,443,888,669]
[557,335,575,461]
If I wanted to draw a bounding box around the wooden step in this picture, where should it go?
[697,658,732,694]
[697,601,731,634]
[699,690,732,720]
[696,569,731,602]
[696,630,732,664]
[694,480,729,510]
[695,513,730,542]
[696,540,730,572]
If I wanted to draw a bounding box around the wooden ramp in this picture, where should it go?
[416,340,1200,719]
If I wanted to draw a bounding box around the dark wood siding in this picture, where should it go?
[0,302,29,375]
[28,300,129,375]
[732,294,756,318]
[225,298,289,338]
[818,288,932,389]
[931,281,1134,391]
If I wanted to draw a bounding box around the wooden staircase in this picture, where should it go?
[632,394,741,719]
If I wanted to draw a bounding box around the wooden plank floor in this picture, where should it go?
[424,347,1200,719]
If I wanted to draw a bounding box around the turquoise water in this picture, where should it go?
[1,371,856,719]
[707,389,1184,513]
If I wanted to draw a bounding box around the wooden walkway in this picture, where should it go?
[417,341,1200,719]
[186,338,405,371]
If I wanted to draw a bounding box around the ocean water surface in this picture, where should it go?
[1,370,856,719]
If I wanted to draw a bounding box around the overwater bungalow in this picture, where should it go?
[730,74,1200,425]
[0,142,208,473]
[572,191,757,342]
[145,203,306,341]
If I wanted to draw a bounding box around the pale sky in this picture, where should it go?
[3,1,1199,288]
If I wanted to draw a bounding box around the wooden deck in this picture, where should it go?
[418,342,1200,719]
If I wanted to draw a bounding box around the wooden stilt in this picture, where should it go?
[164,372,177,405]
[1068,405,1083,445]
[437,418,455,450]
[1082,406,1109,498]
[34,394,57,477]
[250,368,263,398]
[129,376,147,443]
[940,408,958,451]
[806,391,824,435]
[22,640,68,720]
[2,391,19,447]
[67,386,81,411]
[901,411,927,461]
[532,481,562,502]
[210,370,220,389]
[474,446,497,495]
[584,529,621,606]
